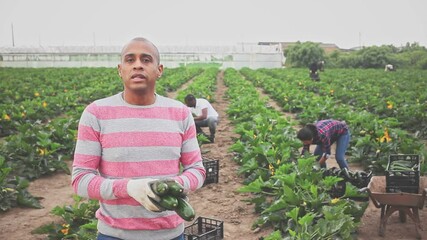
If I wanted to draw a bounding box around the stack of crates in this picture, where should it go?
[385,154,420,193]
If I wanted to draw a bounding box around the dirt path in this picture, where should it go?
[181,71,271,239]
[0,71,426,240]
[0,162,75,240]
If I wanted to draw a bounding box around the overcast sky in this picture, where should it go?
[0,0,426,49]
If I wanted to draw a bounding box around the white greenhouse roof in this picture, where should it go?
[0,43,282,54]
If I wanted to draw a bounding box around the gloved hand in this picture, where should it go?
[127,178,162,212]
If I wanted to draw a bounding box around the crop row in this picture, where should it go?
[240,68,426,173]
[223,68,366,239]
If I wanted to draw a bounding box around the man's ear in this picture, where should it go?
[117,64,122,77]
[157,64,164,77]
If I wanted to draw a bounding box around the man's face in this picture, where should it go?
[117,40,163,94]
[185,99,196,108]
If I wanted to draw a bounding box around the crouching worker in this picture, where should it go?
[384,64,395,72]
[309,62,320,81]
[297,119,350,169]
[184,94,219,143]
[72,37,206,240]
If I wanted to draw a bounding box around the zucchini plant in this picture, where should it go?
[224,68,367,239]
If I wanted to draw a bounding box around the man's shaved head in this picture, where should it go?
[120,37,160,64]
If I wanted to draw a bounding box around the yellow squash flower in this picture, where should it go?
[268,163,275,176]
[377,128,392,143]
[38,148,47,156]
[383,128,392,142]
[61,228,69,235]
[61,224,70,235]
[3,114,11,121]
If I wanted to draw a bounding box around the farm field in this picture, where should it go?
[0,67,427,239]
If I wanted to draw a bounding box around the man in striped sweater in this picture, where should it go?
[72,37,206,240]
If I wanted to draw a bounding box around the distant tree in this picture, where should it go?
[324,50,340,68]
[418,57,427,69]
[356,46,391,68]
[400,42,426,52]
[289,41,427,69]
[396,50,427,69]
[337,53,362,68]
[328,45,395,69]
[383,42,427,69]
[285,42,325,68]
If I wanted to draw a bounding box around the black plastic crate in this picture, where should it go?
[203,158,219,186]
[184,217,224,240]
[329,180,346,198]
[386,154,420,193]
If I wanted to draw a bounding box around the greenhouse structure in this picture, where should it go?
[0,43,285,69]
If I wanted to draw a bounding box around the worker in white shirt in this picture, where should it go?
[184,94,219,143]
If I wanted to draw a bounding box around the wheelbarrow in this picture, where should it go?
[360,176,427,239]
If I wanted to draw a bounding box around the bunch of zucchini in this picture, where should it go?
[149,180,196,221]
[388,160,419,172]
[323,167,372,189]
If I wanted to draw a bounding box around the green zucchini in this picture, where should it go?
[166,181,185,197]
[175,197,195,221]
[157,195,179,210]
[151,181,169,196]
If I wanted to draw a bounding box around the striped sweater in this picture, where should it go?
[72,92,206,240]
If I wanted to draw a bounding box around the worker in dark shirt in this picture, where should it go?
[297,119,350,169]
[309,62,320,81]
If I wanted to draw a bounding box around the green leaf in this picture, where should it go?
[274,172,296,187]
[262,197,288,214]
[264,230,283,240]
[237,177,264,193]
[283,185,300,205]
[298,212,315,226]
[16,190,43,209]
[286,207,300,221]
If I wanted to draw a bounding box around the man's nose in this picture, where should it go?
[133,59,144,69]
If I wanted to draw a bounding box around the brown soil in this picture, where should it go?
[1,71,426,240]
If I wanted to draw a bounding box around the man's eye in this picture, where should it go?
[126,58,134,63]
[142,58,151,63]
